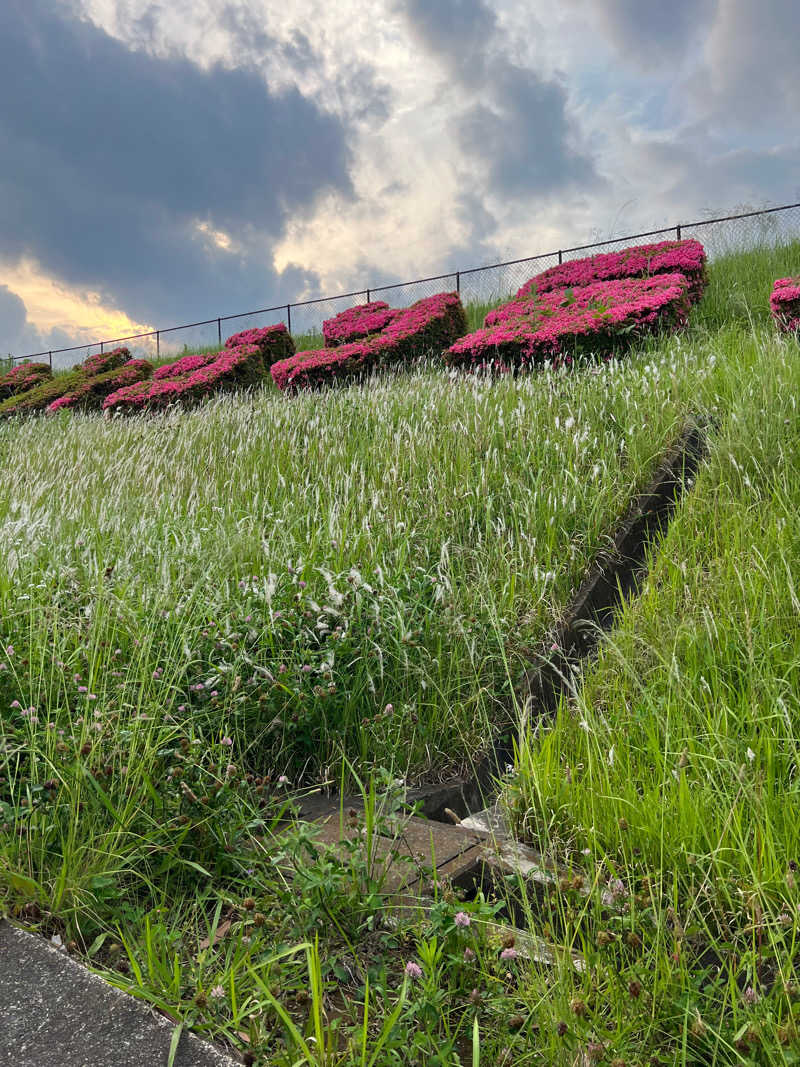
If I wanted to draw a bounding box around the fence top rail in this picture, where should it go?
[682,201,800,228]
[370,272,457,293]
[7,200,800,365]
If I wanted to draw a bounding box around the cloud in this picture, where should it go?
[0,0,353,334]
[576,0,717,65]
[700,0,800,127]
[0,286,37,357]
[218,5,393,125]
[396,0,597,199]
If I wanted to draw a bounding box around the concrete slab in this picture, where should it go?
[0,921,239,1067]
[306,808,489,895]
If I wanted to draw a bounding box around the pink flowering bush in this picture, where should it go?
[77,347,131,377]
[104,343,266,414]
[322,302,401,347]
[770,277,800,332]
[517,239,708,304]
[223,324,295,366]
[46,360,153,413]
[153,352,217,380]
[0,350,144,418]
[445,273,692,370]
[0,361,52,400]
[271,292,467,392]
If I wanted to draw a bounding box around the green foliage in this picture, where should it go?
[0,369,83,416]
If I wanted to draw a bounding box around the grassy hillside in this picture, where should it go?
[505,326,800,1063]
[1,240,799,1064]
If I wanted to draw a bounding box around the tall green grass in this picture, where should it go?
[0,345,719,786]
[504,326,800,1062]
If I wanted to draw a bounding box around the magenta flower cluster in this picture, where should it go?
[271,292,468,392]
[322,301,400,347]
[104,342,266,413]
[0,361,52,400]
[47,360,153,413]
[770,277,800,333]
[77,347,132,377]
[519,239,708,304]
[223,324,295,366]
[445,273,693,370]
[153,353,217,380]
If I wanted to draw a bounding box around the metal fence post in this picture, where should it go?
[156,332,160,359]
[455,271,460,293]
[100,342,104,354]
[48,351,52,368]
[366,288,370,303]
[558,250,563,264]
[287,304,291,332]
[676,224,682,241]
[217,318,222,346]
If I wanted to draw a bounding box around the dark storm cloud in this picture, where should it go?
[395,0,597,198]
[0,0,353,328]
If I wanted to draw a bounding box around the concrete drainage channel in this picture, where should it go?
[411,415,709,823]
[300,416,709,959]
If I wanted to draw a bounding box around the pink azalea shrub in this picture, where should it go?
[445,274,692,370]
[104,343,266,414]
[0,361,52,400]
[77,347,131,377]
[47,360,153,413]
[770,277,800,332]
[322,302,401,347]
[271,292,467,392]
[517,239,708,304]
[153,352,217,380]
[0,350,144,418]
[223,324,295,366]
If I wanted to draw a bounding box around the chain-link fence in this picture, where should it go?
[6,202,800,372]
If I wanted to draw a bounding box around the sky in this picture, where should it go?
[1,0,799,357]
